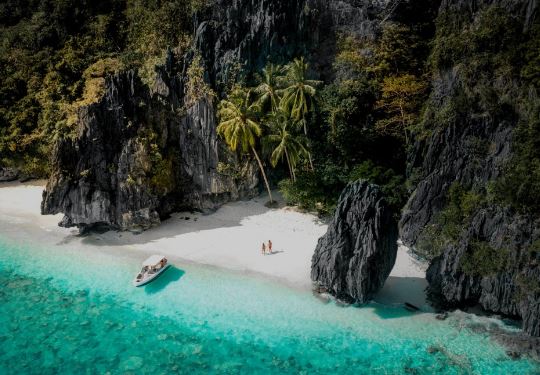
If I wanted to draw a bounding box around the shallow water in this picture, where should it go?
[0,236,538,374]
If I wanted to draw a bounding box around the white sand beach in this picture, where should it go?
[0,181,428,307]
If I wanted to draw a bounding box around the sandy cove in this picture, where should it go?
[0,181,428,307]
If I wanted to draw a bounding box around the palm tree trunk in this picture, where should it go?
[251,146,274,203]
[301,116,315,171]
[307,151,314,171]
[284,149,295,182]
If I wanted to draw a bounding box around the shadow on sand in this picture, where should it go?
[144,266,185,295]
[265,250,285,256]
[78,193,297,247]
[370,276,430,319]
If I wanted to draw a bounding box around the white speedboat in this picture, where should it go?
[133,255,170,287]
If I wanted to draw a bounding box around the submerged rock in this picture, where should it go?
[311,180,398,303]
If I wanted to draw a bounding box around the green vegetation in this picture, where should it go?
[217,88,274,203]
[419,7,532,138]
[275,18,431,215]
[262,110,308,182]
[279,58,320,129]
[216,57,321,206]
[460,240,509,277]
[4,0,538,249]
[1,0,433,218]
[348,161,408,214]
[185,54,215,107]
[416,183,486,261]
[0,0,201,176]
[214,43,422,215]
[423,8,540,214]
[515,274,540,300]
[375,74,426,144]
[255,64,285,112]
[493,100,540,213]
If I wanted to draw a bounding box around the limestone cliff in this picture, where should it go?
[41,65,257,231]
[40,0,393,231]
[38,0,540,339]
[311,180,398,302]
[400,0,540,336]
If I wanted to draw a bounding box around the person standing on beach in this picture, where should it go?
[262,242,266,255]
[268,240,272,254]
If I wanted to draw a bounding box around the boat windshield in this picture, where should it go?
[142,255,166,267]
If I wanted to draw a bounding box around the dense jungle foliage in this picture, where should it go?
[412,7,540,266]
[1,1,539,229]
[0,0,207,176]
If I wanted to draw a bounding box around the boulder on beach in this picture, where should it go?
[311,180,398,303]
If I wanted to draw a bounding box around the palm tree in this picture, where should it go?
[280,57,321,131]
[263,110,308,182]
[217,88,274,203]
[255,63,284,112]
[279,57,321,170]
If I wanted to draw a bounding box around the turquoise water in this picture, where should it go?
[0,236,538,374]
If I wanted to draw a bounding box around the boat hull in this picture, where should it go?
[133,264,170,287]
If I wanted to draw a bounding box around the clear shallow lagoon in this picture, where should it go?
[0,236,538,374]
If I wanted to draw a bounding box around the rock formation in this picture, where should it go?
[0,168,19,182]
[41,62,258,231]
[40,0,397,231]
[400,0,540,336]
[311,180,398,303]
[37,0,540,337]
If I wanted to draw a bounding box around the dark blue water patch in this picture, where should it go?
[0,268,492,375]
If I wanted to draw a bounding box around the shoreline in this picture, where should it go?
[0,181,427,306]
[2,181,540,362]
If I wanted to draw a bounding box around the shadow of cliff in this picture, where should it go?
[78,192,294,247]
[369,304,420,319]
[370,276,430,319]
[144,266,185,295]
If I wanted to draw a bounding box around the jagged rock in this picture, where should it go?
[193,0,313,92]
[42,67,258,231]
[423,206,540,336]
[400,0,540,336]
[193,0,399,88]
[0,167,19,182]
[311,180,398,303]
[40,0,409,231]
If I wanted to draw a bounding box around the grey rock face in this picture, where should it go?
[311,180,398,303]
[193,0,396,87]
[400,0,540,336]
[193,0,312,92]
[423,207,540,336]
[400,116,513,246]
[0,167,19,182]
[440,0,538,28]
[41,0,394,231]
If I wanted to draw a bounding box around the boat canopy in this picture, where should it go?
[142,255,166,267]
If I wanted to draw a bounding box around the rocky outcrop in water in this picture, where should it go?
[311,180,398,303]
